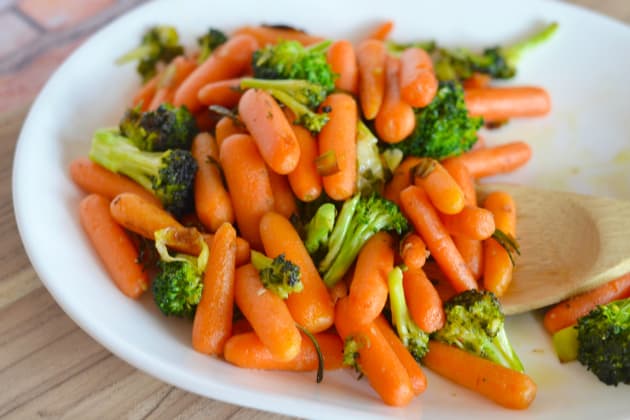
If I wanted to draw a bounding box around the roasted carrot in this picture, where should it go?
[374,55,415,144]
[192,222,237,355]
[219,133,274,250]
[200,233,249,267]
[79,194,148,298]
[483,191,517,297]
[465,86,551,122]
[194,108,220,132]
[413,158,465,215]
[335,297,415,407]
[132,73,159,110]
[191,132,234,232]
[234,263,302,362]
[367,20,394,41]
[441,205,495,240]
[356,39,386,120]
[457,141,532,179]
[148,56,197,110]
[453,236,484,282]
[260,211,335,333]
[403,268,445,333]
[462,72,491,90]
[318,93,358,200]
[424,261,459,303]
[232,25,324,46]
[383,156,422,206]
[327,40,358,94]
[286,120,322,202]
[109,192,183,241]
[400,186,477,292]
[424,341,537,409]
[174,34,258,112]
[400,233,428,272]
[197,77,244,108]
[399,47,437,108]
[441,157,476,207]
[214,116,247,149]
[267,171,297,219]
[238,88,300,174]
[543,273,630,333]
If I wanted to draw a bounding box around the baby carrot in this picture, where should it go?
[424,261,459,303]
[286,120,322,202]
[79,194,148,298]
[202,233,250,267]
[400,233,428,272]
[383,156,422,206]
[399,47,438,108]
[234,263,301,362]
[219,133,275,250]
[400,186,477,292]
[260,211,335,333]
[238,88,300,174]
[367,20,394,41]
[453,236,484,282]
[441,205,496,240]
[413,158,465,215]
[462,72,491,90]
[465,86,551,122]
[174,34,258,112]
[318,93,358,200]
[132,73,159,110]
[441,157,476,206]
[109,192,183,241]
[192,222,237,355]
[403,268,445,333]
[543,273,630,333]
[191,132,234,232]
[148,56,197,110]
[458,141,532,179]
[483,191,517,297]
[232,25,324,46]
[423,341,537,409]
[327,40,358,94]
[267,171,297,219]
[374,55,415,144]
[356,39,386,120]
[197,77,244,108]
[214,116,247,149]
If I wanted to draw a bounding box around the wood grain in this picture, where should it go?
[0,1,627,419]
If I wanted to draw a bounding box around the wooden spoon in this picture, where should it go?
[477,183,630,315]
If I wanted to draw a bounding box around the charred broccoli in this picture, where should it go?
[197,28,227,63]
[250,250,303,299]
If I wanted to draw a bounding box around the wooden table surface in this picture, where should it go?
[1,1,628,419]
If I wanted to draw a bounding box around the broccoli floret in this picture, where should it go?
[433,289,525,372]
[385,39,437,55]
[119,103,198,152]
[197,28,227,63]
[388,266,430,360]
[315,194,408,287]
[342,335,367,378]
[151,227,209,317]
[304,203,336,255]
[356,121,386,195]
[252,40,336,92]
[250,250,303,299]
[391,81,482,160]
[240,78,329,132]
[89,129,197,216]
[116,25,184,82]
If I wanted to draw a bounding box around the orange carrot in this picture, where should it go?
[383,156,422,206]
[70,157,161,206]
[374,55,415,144]
[224,331,343,371]
[335,297,415,407]
[329,273,349,304]
[356,39,386,120]
[202,233,250,267]
[453,236,484,282]
[462,72,491,90]
[148,56,197,110]
[238,88,300,174]
[441,157,476,206]
[543,273,630,333]
[403,268,445,333]
[232,25,324,47]
[373,315,427,395]
[194,108,220,132]
[214,116,247,149]
[399,47,438,108]
[367,20,394,41]
[400,233,428,272]
[191,132,234,232]
[132,73,159,110]
[259,212,335,333]
[327,40,358,95]
[109,192,183,241]
[267,171,297,219]
[471,133,486,151]
[234,263,301,362]
[192,222,237,355]
[348,232,395,325]
[424,261,459,303]
[483,191,517,297]
[465,86,551,122]
[441,205,495,240]
[231,317,252,335]
[286,120,322,202]
[174,34,258,112]
[318,93,358,200]
[457,141,532,179]
[413,158,465,215]
[424,341,537,409]
[400,186,477,292]
[79,194,148,298]
[197,77,244,108]
[219,133,274,250]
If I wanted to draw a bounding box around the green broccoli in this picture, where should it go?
[240,78,329,132]
[342,335,367,378]
[116,25,184,82]
[432,289,525,372]
[250,250,303,299]
[252,40,336,92]
[388,266,430,360]
[314,194,408,287]
[356,121,386,196]
[89,129,197,216]
[303,202,336,256]
[151,227,209,317]
[385,39,436,55]
[391,81,482,160]
[197,28,227,63]
[552,297,629,386]
[119,103,198,152]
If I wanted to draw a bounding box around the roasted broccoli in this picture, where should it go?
[250,250,303,299]
[119,103,198,152]
[116,25,184,82]
[552,297,629,386]
[252,40,336,92]
[356,121,386,195]
[391,81,482,160]
[151,227,209,317]
[432,289,525,372]
[240,78,329,132]
[303,203,336,255]
[197,28,227,63]
[388,266,430,360]
[89,129,197,216]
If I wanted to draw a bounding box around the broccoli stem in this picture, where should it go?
[318,195,360,276]
[115,45,157,65]
[487,328,525,372]
[552,325,579,363]
[250,250,272,272]
[305,40,332,54]
[388,266,408,335]
[502,22,559,65]
[304,203,336,254]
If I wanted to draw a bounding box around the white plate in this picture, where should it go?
[12,0,630,418]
